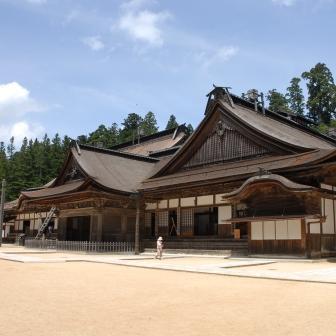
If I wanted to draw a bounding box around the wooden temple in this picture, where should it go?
[4,88,336,257]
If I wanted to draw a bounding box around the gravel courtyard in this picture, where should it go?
[0,259,335,336]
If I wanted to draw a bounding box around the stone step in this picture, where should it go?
[143,241,248,249]
[144,248,248,256]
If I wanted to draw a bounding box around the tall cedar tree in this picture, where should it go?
[0,142,6,181]
[267,89,291,113]
[119,113,143,143]
[165,115,179,130]
[141,111,158,136]
[286,77,305,116]
[302,63,336,124]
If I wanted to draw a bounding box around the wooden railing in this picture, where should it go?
[24,239,134,253]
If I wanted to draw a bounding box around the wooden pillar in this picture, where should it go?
[121,214,127,240]
[135,198,140,255]
[306,219,311,259]
[177,205,181,236]
[155,212,159,237]
[320,218,323,257]
[97,213,103,242]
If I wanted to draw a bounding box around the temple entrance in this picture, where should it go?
[23,220,30,235]
[194,207,218,236]
[66,216,90,241]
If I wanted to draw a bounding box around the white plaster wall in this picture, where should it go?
[145,202,157,210]
[323,198,335,234]
[180,197,195,207]
[218,205,232,224]
[158,200,168,209]
[288,219,301,239]
[251,221,263,240]
[169,199,179,208]
[275,220,287,240]
[197,195,213,206]
[306,219,321,234]
[215,194,228,204]
[264,221,275,240]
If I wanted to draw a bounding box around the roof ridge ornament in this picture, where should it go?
[75,142,81,155]
[205,85,235,114]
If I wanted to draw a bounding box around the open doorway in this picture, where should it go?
[23,220,30,235]
[194,207,218,236]
[66,216,90,241]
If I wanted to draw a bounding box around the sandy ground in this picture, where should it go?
[0,260,335,336]
[238,260,336,272]
[128,256,232,266]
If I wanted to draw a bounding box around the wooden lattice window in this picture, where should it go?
[156,211,168,236]
[181,208,194,236]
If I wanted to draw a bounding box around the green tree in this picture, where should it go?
[50,133,64,178]
[302,63,336,124]
[0,142,6,181]
[88,123,119,147]
[286,77,305,116]
[186,123,194,134]
[141,111,158,136]
[165,115,179,130]
[6,137,15,159]
[77,134,88,144]
[62,135,72,154]
[267,89,291,113]
[119,113,143,143]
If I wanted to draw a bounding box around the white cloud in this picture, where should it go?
[117,0,171,46]
[82,36,105,51]
[0,82,45,143]
[0,121,44,144]
[196,46,239,69]
[0,82,43,118]
[272,0,296,6]
[118,10,170,46]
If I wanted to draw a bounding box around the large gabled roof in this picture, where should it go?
[149,89,336,178]
[72,145,157,193]
[20,144,158,201]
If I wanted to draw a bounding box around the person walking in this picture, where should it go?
[155,236,163,260]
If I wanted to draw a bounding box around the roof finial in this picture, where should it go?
[205,85,235,110]
[75,142,81,155]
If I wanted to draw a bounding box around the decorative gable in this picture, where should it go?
[57,157,85,185]
[183,118,272,169]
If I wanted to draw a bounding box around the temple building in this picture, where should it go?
[4,87,336,258]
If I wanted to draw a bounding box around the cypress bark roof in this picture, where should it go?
[21,180,86,199]
[20,145,158,201]
[110,125,188,157]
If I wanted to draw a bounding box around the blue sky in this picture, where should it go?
[0,0,335,144]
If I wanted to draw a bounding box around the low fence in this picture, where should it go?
[24,239,134,253]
